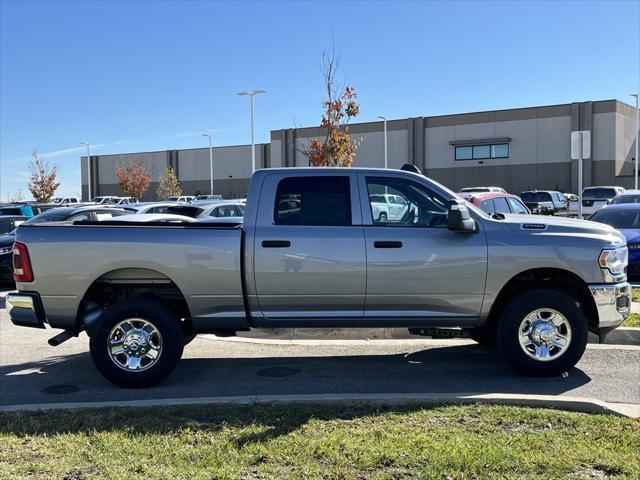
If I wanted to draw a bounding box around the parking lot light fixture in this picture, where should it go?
[632,93,639,190]
[79,141,91,201]
[377,116,388,169]
[202,132,213,195]
[237,89,267,174]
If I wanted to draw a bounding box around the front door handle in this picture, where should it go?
[374,241,403,248]
[262,240,291,248]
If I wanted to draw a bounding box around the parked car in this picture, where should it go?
[465,192,530,215]
[609,190,640,205]
[109,213,195,223]
[0,215,27,235]
[91,196,120,204]
[166,196,195,203]
[130,202,181,214]
[520,190,567,216]
[0,204,34,217]
[369,193,412,221]
[0,206,127,282]
[459,186,507,195]
[569,186,625,218]
[194,194,223,201]
[52,197,80,205]
[165,200,245,219]
[7,168,631,387]
[590,204,640,283]
[105,197,136,205]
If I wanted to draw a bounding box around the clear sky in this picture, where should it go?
[1,0,639,199]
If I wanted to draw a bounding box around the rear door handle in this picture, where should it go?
[373,241,403,248]
[262,240,291,248]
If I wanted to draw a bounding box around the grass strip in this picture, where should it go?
[1,402,638,479]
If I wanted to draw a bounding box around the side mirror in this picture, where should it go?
[448,199,477,232]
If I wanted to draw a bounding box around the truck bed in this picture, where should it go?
[15,222,245,330]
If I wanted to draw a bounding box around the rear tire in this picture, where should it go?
[89,297,184,388]
[378,212,388,222]
[496,289,588,376]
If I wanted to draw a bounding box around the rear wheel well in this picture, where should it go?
[77,269,191,335]
[483,268,597,335]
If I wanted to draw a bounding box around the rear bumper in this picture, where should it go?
[6,292,46,329]
[588,282,631,329]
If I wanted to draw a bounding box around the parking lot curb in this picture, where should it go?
[1,392,637,418]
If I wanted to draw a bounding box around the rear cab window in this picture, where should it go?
[274,176,352,226]
[582,188,618,200]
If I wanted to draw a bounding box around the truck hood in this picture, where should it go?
[499,214,626,245]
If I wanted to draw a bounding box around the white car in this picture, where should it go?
[369,193,410,222]
[459,186,507,194]
[166,196,195,204]
[165,200,245,219]
[130,202,181,214]
[610,189,640,205]
[111,213,194,223]
[52,197,80,205]
[91,196,119,205]
[569,186,625,218]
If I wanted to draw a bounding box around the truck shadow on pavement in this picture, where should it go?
[0,344,593,411]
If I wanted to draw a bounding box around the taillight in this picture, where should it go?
[12,242,33,282]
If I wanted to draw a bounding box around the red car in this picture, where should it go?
[461,192,531,215]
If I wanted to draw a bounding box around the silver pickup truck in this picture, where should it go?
[7,168,631,387]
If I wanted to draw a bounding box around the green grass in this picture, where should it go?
[623,313,640,327]
[1,403,638,479]
[632,288,640,303]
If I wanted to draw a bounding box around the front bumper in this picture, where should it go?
[6,292,46,329]
[588,282,631,328]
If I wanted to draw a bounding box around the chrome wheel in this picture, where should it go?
[107,318,163,372]
[518,308,572,362]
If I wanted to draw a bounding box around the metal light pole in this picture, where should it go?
[202,132,213,195]
[632,93,640,190]
[79,141,91,201]
[377,116,388,169]
[237,89,266,174]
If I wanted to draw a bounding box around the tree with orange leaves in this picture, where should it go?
[307,48,361,167]
[116,161,150,201]
[28,150,60,202]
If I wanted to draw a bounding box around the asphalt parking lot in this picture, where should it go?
[1,285,639,411]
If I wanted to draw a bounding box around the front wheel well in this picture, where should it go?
[76,269,191,335]
[483,268,597,335]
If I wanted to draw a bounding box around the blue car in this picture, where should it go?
[590,203,640,282]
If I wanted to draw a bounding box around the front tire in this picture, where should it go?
[496,289,588,376]
[89,297,184,388]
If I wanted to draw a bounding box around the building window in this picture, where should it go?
[455,143,509,160]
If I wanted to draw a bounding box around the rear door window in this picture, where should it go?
[274,176,352,226]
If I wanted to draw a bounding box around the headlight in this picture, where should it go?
[0,246,12,255]
[599,246,628,276]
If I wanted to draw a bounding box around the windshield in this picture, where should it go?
[0,219,16,234]
[610,194,640,205]
[590,208,640,229]
[583,188,618,200]
[520,192,552,202]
